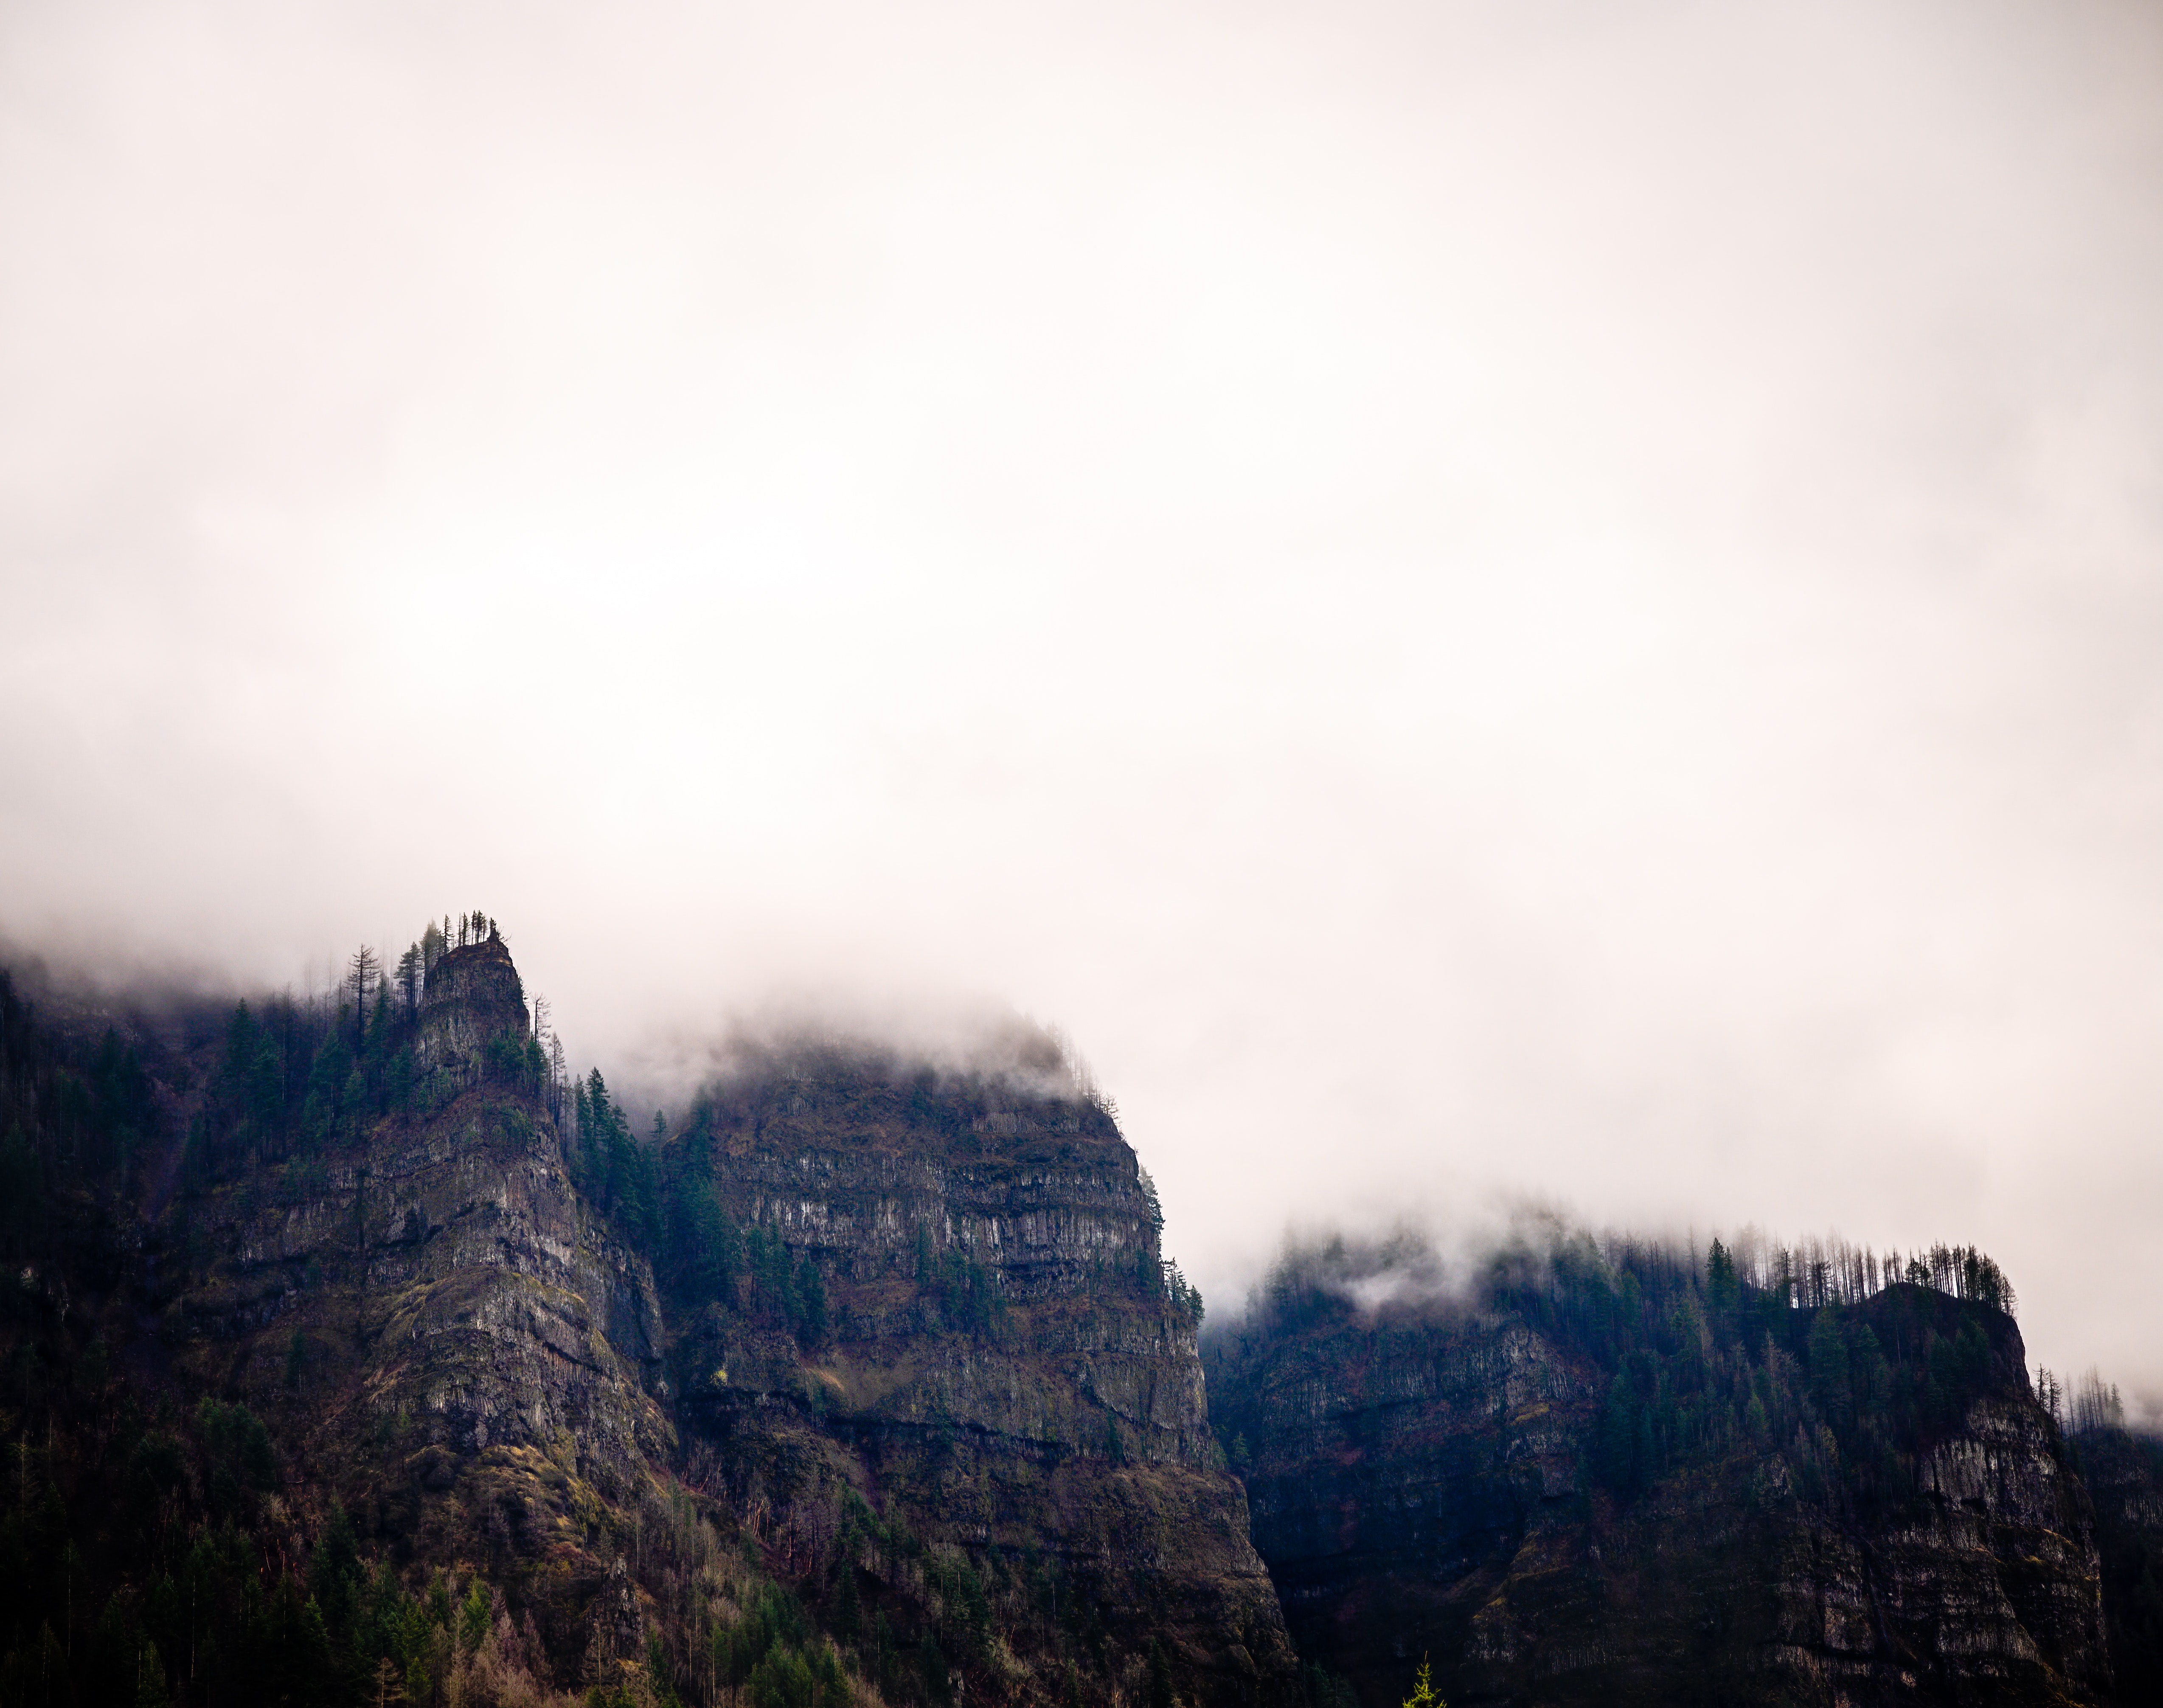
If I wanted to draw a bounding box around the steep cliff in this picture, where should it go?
[5,938,2150,1708]
[157,937,675,1654]
[654,1039,1300,1708]
[1206,1240,2112,1707]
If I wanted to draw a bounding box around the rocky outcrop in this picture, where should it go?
[412,933,530,1083]
[1208,1283,2110,1706]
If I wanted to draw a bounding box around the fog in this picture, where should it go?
[3,2,2161,1418]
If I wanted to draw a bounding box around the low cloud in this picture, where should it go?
[4,0,2161,1424]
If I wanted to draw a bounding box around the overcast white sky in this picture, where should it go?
[4,0,2160,1413]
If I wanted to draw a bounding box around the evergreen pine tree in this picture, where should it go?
[348,947,381,1051]
[797,1256,829,1346]
[917,1630,949,1706]
[134,1638,168,1708]
[1146,1637,1176,1708]
[832,1561,860,1647]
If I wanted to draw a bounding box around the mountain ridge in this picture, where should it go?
[2,929,2158,1706]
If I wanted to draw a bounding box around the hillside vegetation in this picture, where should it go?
[1205,1225,2157,1706]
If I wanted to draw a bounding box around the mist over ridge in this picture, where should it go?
[5,913,2150,1436]
[1214,1211,2026,1340]
[6,0,2163,1579]
[6,899,2163,1702]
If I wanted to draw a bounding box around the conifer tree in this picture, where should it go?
[1137,1163,1164,1231]
[301,1026,354,1152]
[832,1559,860,1646]
[395,944,422,1020]
[1401,1655,1444,1708]
[222,1003,283,1156]
[348,947,380,1051]
[797,1256,828,1346]
[1146,1637,1176,1708]
[458,1579,490,1654]
[918,1630,950,1706]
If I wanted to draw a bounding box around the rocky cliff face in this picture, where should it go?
[1208,1273,2111,1706]
[14,935,2148,1708]
[660,1042,1300,1708]
[160,938,674,1649]
[131,947,1295,1703]
[408,931,531,1084]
